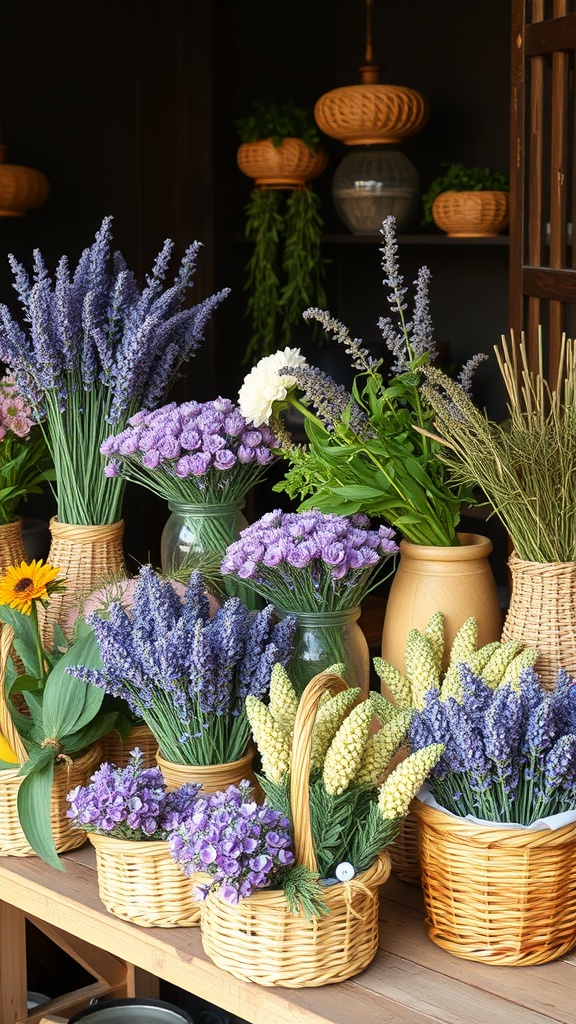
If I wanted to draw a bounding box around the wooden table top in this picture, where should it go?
[1,845,575,1024]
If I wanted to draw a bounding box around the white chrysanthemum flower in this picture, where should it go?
[238,347,308,426]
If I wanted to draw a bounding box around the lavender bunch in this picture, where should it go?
[408,663,576,824]
[66,748,202,841]
[68,565,296,766]
[168,780,301,905]
[239,216,484,546]
[221,508,398,612]
[0,216,230,525]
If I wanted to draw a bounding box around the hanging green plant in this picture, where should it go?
[236,101,329,364]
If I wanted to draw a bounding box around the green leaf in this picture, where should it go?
[63,712,119,753]
[41,628,104,739]
[16,758,63,870]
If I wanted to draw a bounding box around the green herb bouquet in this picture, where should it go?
[238,215,484,546]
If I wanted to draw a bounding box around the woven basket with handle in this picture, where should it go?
[413,797,576,965]
[200,670,391,987]
[0,624,100,857]
[89,832,205,927]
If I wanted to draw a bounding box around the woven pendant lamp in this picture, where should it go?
[314,0,428,234]
[0,142,49,217]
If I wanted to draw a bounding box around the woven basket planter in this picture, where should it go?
[200,670,392,987]
[99,723,158,769]
[156,747,258,796]
[389,805,421,886]
[0,517,27,573]
[502,553,576,689]
[412,797,576,965]
[41,518,127,644]
[431,190,510,237]
[314,84,429,145]
[0,743,102,857]
[89,832,205,927]
[237,138,327,188]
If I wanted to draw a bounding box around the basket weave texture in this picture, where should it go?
[89,833,205,927]
[236,139,328,188]
[431,190,509,237]
[314,84,428,145]
[155,747,257,795]
[0,518,27,573]
[502,553,576,689]
[412,797,576,965]
[41,518,126,643]
[389,805,421,886]
[200,670,391,987]
[99,724,158,769]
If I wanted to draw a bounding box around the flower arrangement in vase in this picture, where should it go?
[0,559,118,868]
[0,216,230,636]
[221,507,398,695]
[407,659,576,964]
[182,666,443,987]
[67,748,205,926]
[68,565,297,788]
[100,396,278,603]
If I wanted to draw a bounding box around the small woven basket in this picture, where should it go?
[0,517,27,573]
[412,797,576,965]
[200,670,391,987]
[502,553,576,689]
[389,804,421,886]
[89,832,205,927]
[99,723,158,769]
[156,747,258,795]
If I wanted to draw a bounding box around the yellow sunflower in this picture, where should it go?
[0,559,64,615]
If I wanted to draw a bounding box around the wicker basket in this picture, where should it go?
[389,805,421,886]
[314,84,428,145]
[236,138,328,188]
[412,797,576,965]
[0,517,27,573]
[89,832,205,927]
[99,723,158,769]
[200,670,392,987]
[431,190,510,237]
[156,747,258,795]
[41,518,127,644]
[502,553,576,689]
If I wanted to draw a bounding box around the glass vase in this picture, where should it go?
[277,606,370,698]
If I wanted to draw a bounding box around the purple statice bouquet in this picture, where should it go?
[168,780,298,906]
[0,372,53,526]
[68,565,296,766]
[0,216,230,525]
[221,508,398,612]
[100,397,277,505]
[408,663,576,825]
[67,748,202,841]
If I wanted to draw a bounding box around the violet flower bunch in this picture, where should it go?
[68,565,296,766]
[239,216,484,546]
[100,397,277,505]
[408,663,576,825]
[66,748,202,841]
[221,508,398,613]
[0,372,53,525]
[168,780,297,905]
[0,216,230,525]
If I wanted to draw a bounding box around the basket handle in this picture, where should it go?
[0,624,28,765]
[289,669,348,873]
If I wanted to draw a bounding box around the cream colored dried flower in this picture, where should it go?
[482,639,523,688]
[373,657,412,709]
[355,709,412,786]
[246,696,291,782]
[310,687,360,770]
[424,611,445,672]
[405,629,440,708]
[238,347,308,426]
[368,690,398,724]
[500,647,539,689]
[378,743,444,820]
[322,700,373,795]
[268,663,299,736]
[448,617,478,668]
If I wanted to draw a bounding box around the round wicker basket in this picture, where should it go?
[314,84,428,145]
[0,518,27,574]
[389,805,421,886]
[99,723,158,770]
[200,670,392,987]
[412,797,576,965]
[431,190,510,237]
[155,747,257,795]
[237,138,328,188]
[89,833,205,927]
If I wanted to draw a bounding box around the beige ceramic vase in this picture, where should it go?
[381,532,502,675]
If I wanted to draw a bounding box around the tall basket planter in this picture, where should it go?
[88,832,205,927]
[155,747,259,797]
[199,671,392,988]
[502,553,576,689]
[41,518,127,643]
[381,533,502,675]
[412,797,576,966]
[0,518,27,573]
[99,723,158,770]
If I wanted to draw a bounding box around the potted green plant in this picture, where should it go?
[236,101,329,364]
[421,162,510,236]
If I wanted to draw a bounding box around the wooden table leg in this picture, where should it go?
[126,965,160,999]
[0,899,28,1024]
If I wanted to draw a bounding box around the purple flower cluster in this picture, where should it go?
[409,664,576,824]
[66,748,202,841]
[221,508,398,612]
[68,566,296,765]
[100,397,277,501]
[168,780,295,904]
[0,216,230,425]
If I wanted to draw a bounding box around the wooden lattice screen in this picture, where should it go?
[510,0,576,370]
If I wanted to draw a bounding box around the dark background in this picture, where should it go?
[0,0,512,570]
